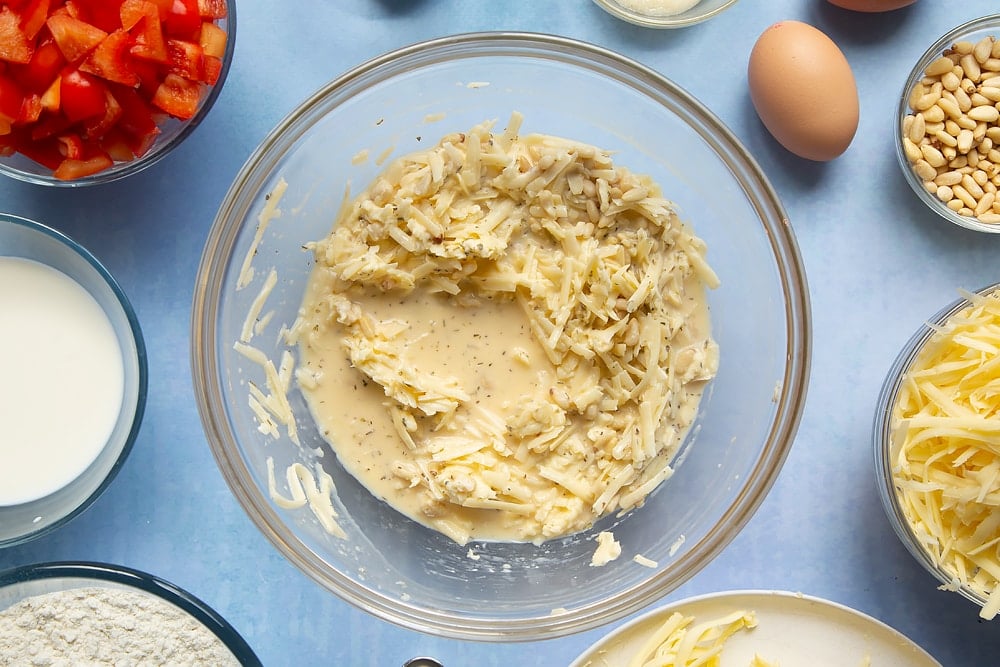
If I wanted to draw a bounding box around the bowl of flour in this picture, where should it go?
[0,561,260,666]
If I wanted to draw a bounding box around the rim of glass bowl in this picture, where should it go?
[0,213,148,549]
[191,31,811,640]
[0,1,237,188]
[873,281,1000,612]
[591,0,739,29]
[894,14,1000,234]
[0,561,261,666]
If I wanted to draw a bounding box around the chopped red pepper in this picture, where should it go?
[53,152,113,179]
[0,0,227,179]
[151,72,198,119]
[59,68,107,122]
[80,29,139,86]
[47,13,107,62]
[0,6,34,64]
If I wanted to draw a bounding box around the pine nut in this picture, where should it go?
[955,88,973,112]
[921,144,947,167]
[962,54,982,82]
[902,137,922,162]
[954,184,978,209]
[936,170,963,186]
[923,105,946,123]
[977,212,1000,223]
[968,105,1000,122]
[926,56,956,77]
[955,115,976,131]
[915,159,937,180]
[982,87,1000,102]
[976,37,994,63]
[942,71,961,91]
[935,130,958,147]
[962,174,985,199]
[937,97,961,118]
[936,185,954,202]
[955,41,975,55]
[908,114,925,143]
[957,129,975,153]
[975,191,995,215]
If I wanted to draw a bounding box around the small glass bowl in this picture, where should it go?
[193,31,810,641]
[894,15,1000,233]
[0,1,236,187]
[0,561,260,665]
[874,282,1000,617]
[592,0,738,29]
[0,213,147,548]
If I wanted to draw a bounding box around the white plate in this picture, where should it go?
[569,590,940,667]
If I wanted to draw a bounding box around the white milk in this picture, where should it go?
[0,256,125,505]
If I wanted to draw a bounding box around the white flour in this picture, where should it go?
[0,586,242,666]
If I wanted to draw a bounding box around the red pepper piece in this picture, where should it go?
[80,30,139,86]
[0,6,34,64]
[53,151,113,179]
[0,72,25,124]
[10,39,66,93]
[196,0,226,19]
[150,71,199,119]
[165,37,201,80]
[65,0,121,34]
[47,12,106,63]
[122,0,168,63]
[163,0,200,40]
[19,0,52,41]
[81,85,122,138]
[59,67,108,122]
[15,92,43,125]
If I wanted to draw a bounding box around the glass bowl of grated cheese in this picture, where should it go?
[874,282,1000,620]
[192,32,810,640]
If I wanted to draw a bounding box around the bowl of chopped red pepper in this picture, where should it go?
[0,0,234,186]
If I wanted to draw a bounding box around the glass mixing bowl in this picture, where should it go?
[192,32,810,641]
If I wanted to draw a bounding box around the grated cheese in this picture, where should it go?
[891,287,1000,619]
[294,113,718,544]
[626,609,758,667]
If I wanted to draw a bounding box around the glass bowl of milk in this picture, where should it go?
[591,0,738,28]
[0,213,147,548]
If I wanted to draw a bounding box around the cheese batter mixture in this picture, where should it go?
[290,113,718,545]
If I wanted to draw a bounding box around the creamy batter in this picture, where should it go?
[292,114,718,545]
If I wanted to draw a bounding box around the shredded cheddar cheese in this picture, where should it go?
[292,113,718,544]
[626,610,758,667]
[890,287,1000,619]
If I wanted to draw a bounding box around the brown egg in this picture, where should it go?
[826,0,917,12]
[748,21,859,162]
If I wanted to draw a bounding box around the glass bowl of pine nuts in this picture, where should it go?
[896,15,1000,233]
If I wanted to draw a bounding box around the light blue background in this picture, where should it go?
[2,1,999,665]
